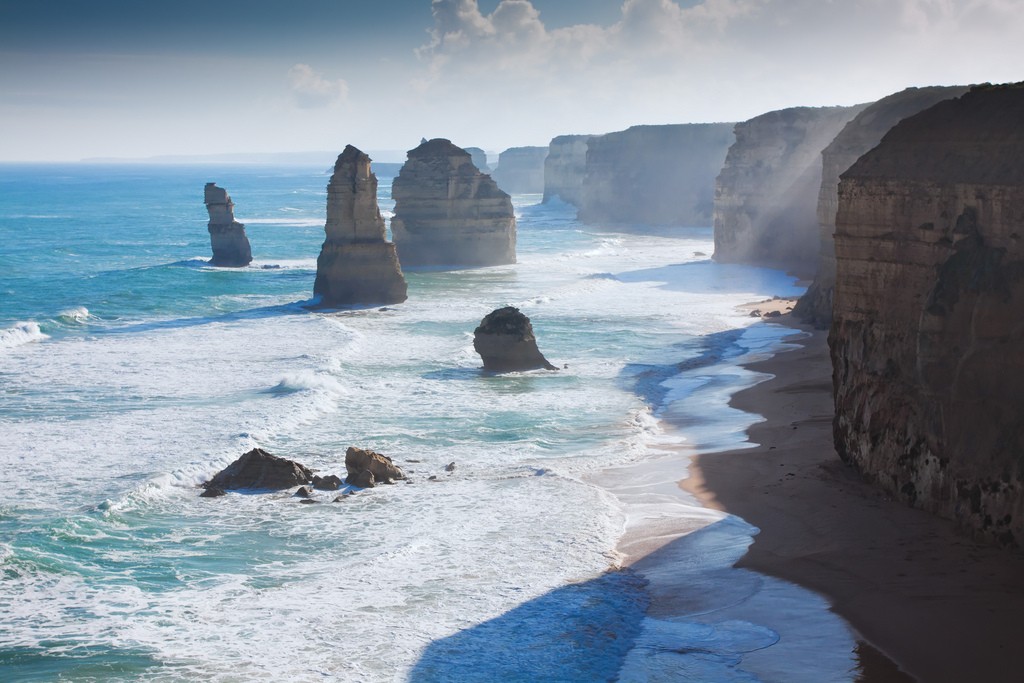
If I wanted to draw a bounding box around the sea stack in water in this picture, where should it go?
[391,139,516,268]
[830,83,1024,546]
[202,448,313,495]
[473,306,556,372]
[204,183,252,267]
[313,145,408,306]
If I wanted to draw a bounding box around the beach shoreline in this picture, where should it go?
[676,309,1024,682]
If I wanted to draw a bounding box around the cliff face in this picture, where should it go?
[578,124,734,226]
[491,146,547,194]
[542,134,593,206]
[313,145,408,306]
[204,183,252,267]
[391,139,516,268]
[464,147,491,174]
[794,86,970,327]
[830,83,1024,546]
[712,105,867,276]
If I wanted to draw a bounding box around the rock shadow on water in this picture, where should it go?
[408,569,649,683]
[614,260,804,296]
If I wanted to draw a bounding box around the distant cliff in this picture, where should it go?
[712,105,867,276]
[391,138,516,268]
[578,124,735,226]
[492,146,547,194]
[204,183,252,267]
[794,86,970,326]
[830,83,1024,546]
[543,134,593,206]
[465,147,490,174]
[313,145,407,306]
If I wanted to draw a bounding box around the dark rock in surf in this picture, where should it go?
[312,474,343,491]
[204,183,253,267]
[345,446,405,488]
[203,448,313,493]
[473,306,556,372]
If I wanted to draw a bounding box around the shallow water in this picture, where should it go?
[0,163,853,681]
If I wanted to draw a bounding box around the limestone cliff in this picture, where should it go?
[712,105,867,276]
[578,124,734,226]
[313,145,408,306]
[794,86,970,326]
[465,147,491,174]
[491,146,547,194]
[204,183,252,267]
[830,83,1024,546]
[542,134,593,206]
[391,139,516,268]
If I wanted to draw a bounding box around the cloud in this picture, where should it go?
[288,63,348,109]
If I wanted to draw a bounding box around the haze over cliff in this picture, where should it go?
[830,83,1024,546]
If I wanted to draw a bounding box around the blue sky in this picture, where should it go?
[1,0,1021,161]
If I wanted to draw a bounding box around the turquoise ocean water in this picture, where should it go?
[1,163,856,681]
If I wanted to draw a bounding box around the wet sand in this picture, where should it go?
[683,310,1024,682]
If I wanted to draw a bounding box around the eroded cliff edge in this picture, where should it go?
[578,124,735,226]
[543,134,593,206]
[313,145,407,306]
[794,86,970,326]
[830,83,1024,546]
[492,146,547,195]
[391,138,516,268]
[712,105,867,276]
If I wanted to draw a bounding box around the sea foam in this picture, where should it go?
[0,322,48,350]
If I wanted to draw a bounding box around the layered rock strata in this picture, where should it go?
[712,105,868,276]
[473,306,556,372]
[491,146,548,194]
[313,145,408,306]
[391,139,516,267]
[830,83,1024,546]
[204,183,252,267]
[578,124,735,226]
[543,134,593,206]
[794,86,970,326]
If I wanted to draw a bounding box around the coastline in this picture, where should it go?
[680,310,1024,681]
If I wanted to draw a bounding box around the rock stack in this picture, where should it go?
[492,146,548,194]
[830,83,1024,546]
[473,306,556,372]
[391,139,516,268]
[313,145,408,307]
[204,183,252,267]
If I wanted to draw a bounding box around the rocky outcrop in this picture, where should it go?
[345,446,406,488]
[712,105,868,276]
[578,124,734,226]
[830,83,1024,546]
[204,183,252,267]
[492,146,547,194]
[543,135,594,206]
[203,448,313,493]
[465,147,491,174]
[473,306,556,372]
[794,86,970,327]
[313,145,408,307]
[391,139,516,267]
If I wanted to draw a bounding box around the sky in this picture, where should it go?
[1,0,1021,161]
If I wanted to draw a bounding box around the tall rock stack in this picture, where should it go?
[543,134,594,206]
[492,146,548,194]
[313,145,408,306]
[578,123,735,226]
[794,86,970,327]
[712,105,868,276]
[830,83,1024,546]
[204,183,252,267]
[391,139,516,268]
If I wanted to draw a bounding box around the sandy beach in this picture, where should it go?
[680,307,1024,682]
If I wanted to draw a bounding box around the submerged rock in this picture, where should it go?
[204,183,253,267]
[345,446,405,488]
[203,448,313,492]
[314,145,408,306]
[473,306,556,372]
[391,138,516,268]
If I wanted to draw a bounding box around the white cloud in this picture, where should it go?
[287,63,348,109]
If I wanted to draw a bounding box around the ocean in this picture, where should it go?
[1,163,856,681]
